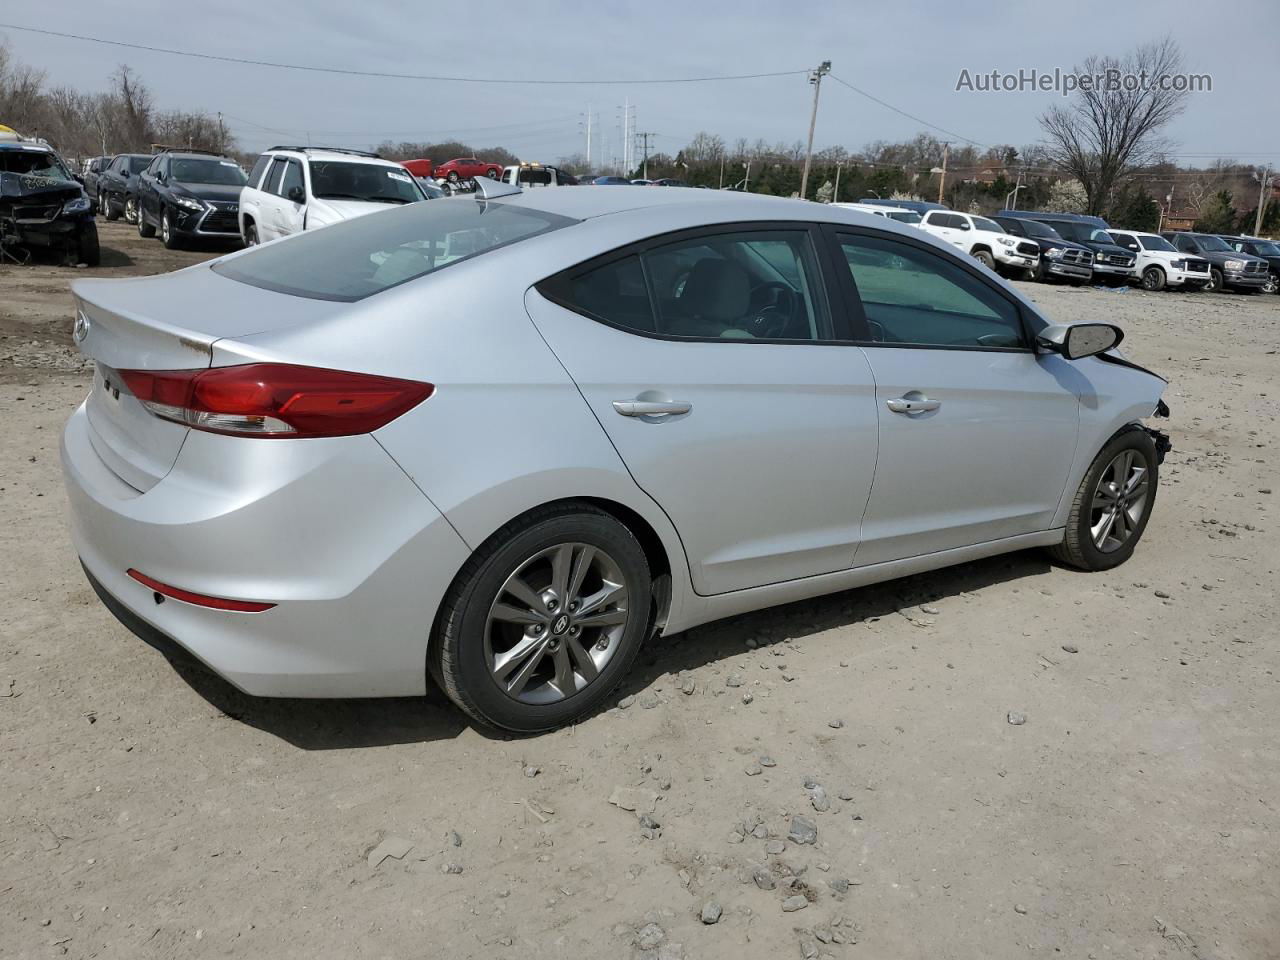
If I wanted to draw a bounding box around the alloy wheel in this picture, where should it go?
[161,212,170,244]
[1090,449,1149,553]
[484,542,629,704]
[125,197,137,223]
[1264,272,1279,295]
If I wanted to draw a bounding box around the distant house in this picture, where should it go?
[1162,212,1197,232]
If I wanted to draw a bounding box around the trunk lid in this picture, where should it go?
[71,264,346,491]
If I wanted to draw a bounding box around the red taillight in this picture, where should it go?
[117,364,433,438]
[127,569,275,613]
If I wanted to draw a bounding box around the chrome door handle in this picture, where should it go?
[612,400,692,418]
[886,396,941,414]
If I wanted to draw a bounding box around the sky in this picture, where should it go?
[2,0,1276,168]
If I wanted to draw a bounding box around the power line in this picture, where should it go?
[0,22,808,85]
[828,74,986,147]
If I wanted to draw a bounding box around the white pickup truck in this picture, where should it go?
[1107,229,1212,292]
[918,210,1041,277]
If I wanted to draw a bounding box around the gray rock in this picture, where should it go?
[781,895,809,912]
[745,762,763,776]
[802,775,820,790]
[800,940,819,959]
[639,814,661,830]
[523,765,540,778]
[618,695,636,709]
[921,605,940,615]
[814,926,833,944]
[1014,903,1028,915]
[759,756,776,768]
[1061,644,1079,654]
[639,694,660,709]
[367,836,414,868]
[681,678,696,696]
[1007,711,1027,726]
[636,922,665,949]
[742,691,754,704]
[441,862,463,875]
[788,815,818,845]
[752,865,776,889]
[609,787,660,813]
[726,674,743,688]
[751,823,769,839]
[700,901,723,924]
[765,839,786,855]
[828,719,844,729]
[810,787,831,813]
[656,943,685,960]
[448,830,462,847]
[827,876,850,896]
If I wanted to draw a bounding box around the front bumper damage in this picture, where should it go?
[1145,399,1172,463]
[0,171,93,263]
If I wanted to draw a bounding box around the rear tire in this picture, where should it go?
[447,171,460,183]
[137,205,156,238]
[485,168,499,179]
[124,196,139,225]
[244,222,259,246]
[1050,426,1158,571]
[104,193,121,221]
[431,504,652,733]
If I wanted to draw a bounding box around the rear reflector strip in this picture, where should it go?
[127,569,276,613]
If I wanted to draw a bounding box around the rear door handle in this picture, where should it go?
[613,400,692,418]
[886,396,941,414]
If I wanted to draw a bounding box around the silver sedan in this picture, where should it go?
[61,182,1171,732]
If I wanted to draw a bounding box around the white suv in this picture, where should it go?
[238,146,426,244]
[919,210,1040,277]
[1107,229,1212,292]
[832,202,923,226]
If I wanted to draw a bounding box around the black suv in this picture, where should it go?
[0,139,99,265]
[97,154,151,224]
[999,211,1136,284]
[1217,235,1280,294]
[81,156,110,211]
[136,149,247,249]
[993,215,1094,285]
[1161,231,1270,293]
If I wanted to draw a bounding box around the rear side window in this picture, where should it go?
[248,154,270,188]
[214,200,575,301]
[543,229,827,341]
[838,232,1025,349]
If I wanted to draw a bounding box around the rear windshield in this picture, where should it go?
[213,198,575,301]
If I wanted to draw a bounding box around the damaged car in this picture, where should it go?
[0,136,99,266]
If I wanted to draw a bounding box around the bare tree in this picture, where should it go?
[1039,37,1191,215]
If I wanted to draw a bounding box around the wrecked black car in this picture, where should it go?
[0,140,99,266]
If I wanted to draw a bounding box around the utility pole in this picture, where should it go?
[936,142,950,205]
[1254,166,1274,236]
[635,132,654,179]
[581,105,593,169]
[1005,167,1024,210]
[718,153,725,189]
[744,159,752,192]
[833,161,843,203]
[799,60,831,201]
[217,112,225,154]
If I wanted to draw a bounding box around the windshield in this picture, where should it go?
[1137,234,1177,252]
[1018,219,1059,240]
[214,198,575,301]
[0,150,74,181]
[311,161,424,204]
[886,210,922,224]
[971,216,1003,233]
[127,156,150,174]
[1047,221,1104,244]
[171,158,247,185]
[1194,234,1231,252]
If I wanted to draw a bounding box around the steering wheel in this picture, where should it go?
[746,282,798,338]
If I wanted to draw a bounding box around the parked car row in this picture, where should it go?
[838,198,1278,295]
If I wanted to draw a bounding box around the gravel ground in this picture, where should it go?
[3,220,1278,959]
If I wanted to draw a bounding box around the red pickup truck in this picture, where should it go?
[399,158,433,179]
[433,157,502,182]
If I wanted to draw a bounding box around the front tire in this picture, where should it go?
[1141,266,1166,291]
[137,205,156,238]
[1265,272,1279,295]
[161,209,182,250]
[77,222,101,267]
[432,504,652,733]
[485,168,499,179]
[124,196,139,225]
[1050,426,1158,571]
[104,193,121,221]
[244,222,259,246]
[1206,267,1223,292]
[973,249,995,270]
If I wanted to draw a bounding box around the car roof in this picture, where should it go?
[267,148,390,165]
[0,141,55,153]
[486,185,834,222]
[164,152,231,161]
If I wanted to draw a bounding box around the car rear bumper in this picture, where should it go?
[61,401,471,698]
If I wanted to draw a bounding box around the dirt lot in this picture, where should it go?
[3,220,1278,959]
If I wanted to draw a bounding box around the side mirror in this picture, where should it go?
[287,185,305,204]
[1037,323,1124,361]
[958,222,971,231]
